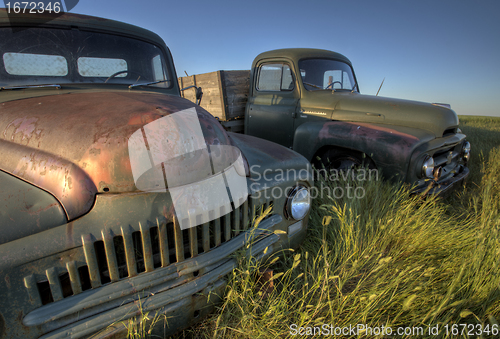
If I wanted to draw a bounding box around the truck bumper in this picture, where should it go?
[412,165,469,196]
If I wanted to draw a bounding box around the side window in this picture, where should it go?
[152,54,165,81]
[281,65,294,90]
[257,63,294,91]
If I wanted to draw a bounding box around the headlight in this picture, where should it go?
[462,141,471,163]
[286,185,311,220]
[421,156,435,178]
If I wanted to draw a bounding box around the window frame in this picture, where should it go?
[256,62,295,92]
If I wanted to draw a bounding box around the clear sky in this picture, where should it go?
[4,0,499,116]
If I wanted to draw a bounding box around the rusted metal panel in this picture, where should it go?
[0,92,235,223]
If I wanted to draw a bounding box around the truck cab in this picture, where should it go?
[244,48,470,194]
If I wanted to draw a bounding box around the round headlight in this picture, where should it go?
[421,156,435,178]
[462,141,471,162]
[286,185,311,220]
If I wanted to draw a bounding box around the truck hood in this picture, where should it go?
[308,92,459,137]
[0,91,232,220]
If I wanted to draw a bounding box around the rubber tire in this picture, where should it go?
[314,149,375,175]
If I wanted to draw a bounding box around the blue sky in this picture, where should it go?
[4,0,499,116]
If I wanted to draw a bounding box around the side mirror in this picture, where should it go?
[180,85,203,106]
[195,86,203,105]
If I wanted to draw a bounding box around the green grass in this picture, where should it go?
[177,116,500,339]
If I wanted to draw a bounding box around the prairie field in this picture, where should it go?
[170,116,500,339]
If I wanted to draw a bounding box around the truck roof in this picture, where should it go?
[0,8,165,46]
[254,48,352,66]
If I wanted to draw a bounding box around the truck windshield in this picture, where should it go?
[0,27,171,88]
[299,58,357,92]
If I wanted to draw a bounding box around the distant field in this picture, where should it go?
[176,116,500,339]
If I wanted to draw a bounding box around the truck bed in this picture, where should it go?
[179,70,250,128]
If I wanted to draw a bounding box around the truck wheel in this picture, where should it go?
[315,149,375,175]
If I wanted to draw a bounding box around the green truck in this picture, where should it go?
[179,49,471,194]
[0,10,313,338]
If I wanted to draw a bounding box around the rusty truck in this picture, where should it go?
[0,10,313,338]
[179,48,471,195]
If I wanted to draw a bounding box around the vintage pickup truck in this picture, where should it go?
[179,49,471,194]
[0,10,313,339]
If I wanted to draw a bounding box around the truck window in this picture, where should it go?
[257,63,294,91]
[299,58,356,92]
[77,57,127,77]
[0,27,172,88]
[3,52,68,76]
[152,54,168,86]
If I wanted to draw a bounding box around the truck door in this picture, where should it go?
[245,62,298,148]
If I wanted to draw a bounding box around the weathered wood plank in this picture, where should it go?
[178,70,250,121]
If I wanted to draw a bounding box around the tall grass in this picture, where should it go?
[183,116,500,339]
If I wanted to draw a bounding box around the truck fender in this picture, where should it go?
[0,139,97,221]
[292,120,433,181]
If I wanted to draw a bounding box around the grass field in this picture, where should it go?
[169,116,500,339]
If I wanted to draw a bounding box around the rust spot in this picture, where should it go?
[89,148,101,156]
[4,275,10,289]
[16,310,23,323]
[3,116,42,144]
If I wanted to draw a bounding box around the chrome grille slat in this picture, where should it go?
[214,218,221,246]
[242,199,249,231]
[158,220,170,267]
[82,234,101,288]
[66,261,82,295]
[189,226,198,257]
[202,222,210,252]
[101,229,119,282]
[139,222,154,273]
[173,218,185,262]
[24,275,42,306]
[46,267,63,302]
[234,206,241,236]
[121,226,137,277]
[224,211,231,242]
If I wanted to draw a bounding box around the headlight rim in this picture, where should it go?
[462,141,471,163]
[285,185,311,221]
[421,155,435,179]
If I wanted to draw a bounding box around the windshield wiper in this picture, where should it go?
[129,80,171,89]
[1,84,61,90]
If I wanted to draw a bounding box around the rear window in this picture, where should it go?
[77,57,127,77]
[3,52,68,76]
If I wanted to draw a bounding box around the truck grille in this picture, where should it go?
[25,197,273,306]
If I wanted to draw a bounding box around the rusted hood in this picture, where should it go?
[0,91,232,220]
[324,92,459,137]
